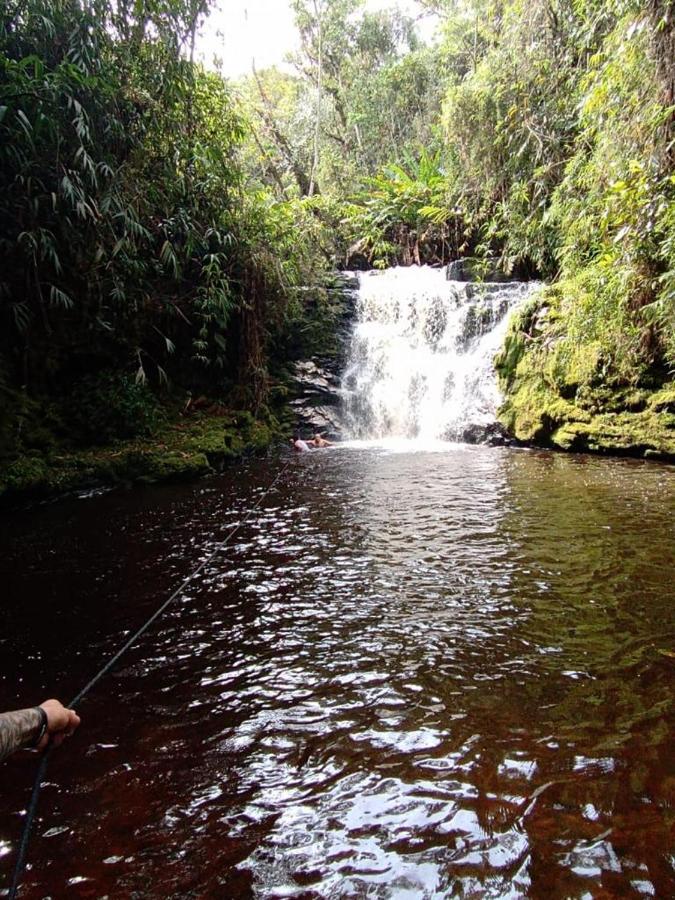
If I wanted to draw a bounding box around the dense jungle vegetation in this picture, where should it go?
[1,0,673,491]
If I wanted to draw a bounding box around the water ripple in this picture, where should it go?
[0,448,674,897]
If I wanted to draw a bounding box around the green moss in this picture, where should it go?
[549,341,603,396]
[107,448,211,483]
[2,455,50,492]
[552,409,675,457]
[247,421,273,451]
[649,385,675,414]
[0,409,281,505]
[497,282,675,461]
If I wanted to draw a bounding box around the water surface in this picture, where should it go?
[1,445,674,897]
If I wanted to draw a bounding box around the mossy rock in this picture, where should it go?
[649,384,675,414]
[132,451,212,483]
[0,408,281,505]
[245,421,273,451]
[497,281,675,461]
[548,341,603,396]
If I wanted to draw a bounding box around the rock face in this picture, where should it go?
[288,273,358,439]
[289,360,344,437]
[495,286,675,461]
[446,257,506,283]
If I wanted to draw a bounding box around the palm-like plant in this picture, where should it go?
[344,149,457,266]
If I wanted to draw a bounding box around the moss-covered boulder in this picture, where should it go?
[0,409,280,505]
[495,281,675,461]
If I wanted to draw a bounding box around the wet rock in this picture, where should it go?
[287,274,358,438]
[293,360,340,398]
[455,298,511,350]
[445,259,467,281]
[289,360,344,438]
[464,282,522,300]
[459,421,521,447]
[334,271,359,293]
[289,399,342,438]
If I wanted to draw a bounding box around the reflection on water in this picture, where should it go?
[1,446,674,898]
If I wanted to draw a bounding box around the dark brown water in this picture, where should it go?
[1,445,674,898]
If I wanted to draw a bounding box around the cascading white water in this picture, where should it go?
[340,265,537,442]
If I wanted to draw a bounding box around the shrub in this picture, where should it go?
[66,373,163,444]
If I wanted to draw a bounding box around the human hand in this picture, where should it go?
[37,699,81,750]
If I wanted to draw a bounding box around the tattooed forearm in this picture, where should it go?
[0,708,42,762]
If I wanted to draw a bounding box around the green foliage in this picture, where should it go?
[548,7,675,366]
[435,0,674,373]
[343,149,455,266]
[2,0,674,463]
[66,372,163,444]
[239,1,441,201]
[0,0,244,391]
[439,0,586,275]
[0,0,336,452]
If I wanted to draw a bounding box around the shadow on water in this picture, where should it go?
[0,446,674,897]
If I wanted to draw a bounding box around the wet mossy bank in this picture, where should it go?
[496,282,675,461]
[0,410,279,506]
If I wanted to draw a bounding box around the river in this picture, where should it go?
[1,444,674,897]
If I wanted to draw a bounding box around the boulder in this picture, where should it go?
[459,421,522,447]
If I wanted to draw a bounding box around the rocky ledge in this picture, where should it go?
[287,272,358,438]
[0,410,277,507]
[495,287,675,462]
[289,360,344,438]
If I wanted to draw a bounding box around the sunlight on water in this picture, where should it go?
[1,451,674,897]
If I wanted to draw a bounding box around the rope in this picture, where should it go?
[7,752,51,900]
[7,456,294,899]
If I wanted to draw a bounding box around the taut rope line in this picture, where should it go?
[7,457,294,899]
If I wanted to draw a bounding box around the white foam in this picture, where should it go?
[340,265,538,441]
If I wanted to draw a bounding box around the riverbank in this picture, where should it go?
[496,284,675,462]
[0,409,280,506]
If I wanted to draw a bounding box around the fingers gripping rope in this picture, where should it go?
[7,458,294,899]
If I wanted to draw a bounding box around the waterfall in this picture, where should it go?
[340,265,536,443]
